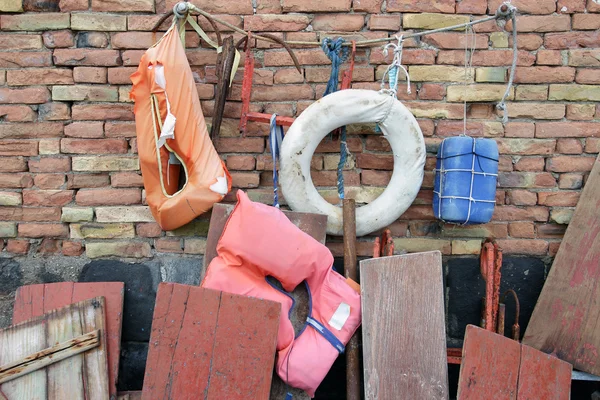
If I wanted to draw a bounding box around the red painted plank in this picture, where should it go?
[206,292,280,400]
[13,282,125,399]
[142,284,280,400]
[458,325,520,400]
[517,344,572,400]
[523,155,600,375]
[458,325,572,400]
[168,288,220,400]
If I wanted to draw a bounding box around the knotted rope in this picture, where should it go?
[322,38,351,201]
[496,2,518,124]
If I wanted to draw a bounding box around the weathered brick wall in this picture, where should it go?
[0,0,598,261]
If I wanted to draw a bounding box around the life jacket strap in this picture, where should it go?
[306,316,345,354]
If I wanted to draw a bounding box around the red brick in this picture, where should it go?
[572,13,600,30]
[585,138,600,153]
[536,224,567,239]
[121,50,145,66]
[315,137,362,153]
[112,32,200,50]
[544,31,600,49]
[107,67,137,84]
[0,106,36,122]
[281,0,351,12]
[216,138,264,153]
[76,188,141,206]
[507,190,538,206]
[136,222,162,237]
[509,221,535,238]
[558,173,583,189]
[154,237,183,253]
[230,172,260,188]
[508,34,544,51]
[488,0,556,14]
[39,103,70,121]
[538,191,580,206]
[23,190,73,207]
[548,242,560,257]
[73,67,107,84]
[418,84,445,100]
[456,0,487,13]
[514,157,545,172]
[18,223,68,238]
[42,30,74,48]
[105,122,136,138]
[91,0,154,11]
[507,15,571,32]
[226,155,256,171]
[556,138,583,154]
[557,0,586,12]
[0,87,50,104]
[273,69,304,84]
[7,68,73,86]
[264,49,330,67]
[356,154,393,170]
[493,206,549,222]
[496,239,548,255]
[370,48,436,65]
[505,103,565,120]
[590,0,600,12]
[166,0,252,13]
[499,172,557,188]
[6,239,29,254]
[72,104,134,121]
[111,172,143,188]
[436,121,503,138]
[423,33,488,50]
[546,156,595,172]
[0,157,27,173]
[437,50,536,67]
[536,122,600,138]
[77,32,110,48]
[360,170,390,186]
[37,238,61,254]
[67,174,110,189]
[0,140,38,156]
[0,35,42,51]
[398,205,436,220]
[0,207,60,222]
[313,14,365,31]
[60,0,91,10]
[34,174,66,189]
[387,0,454,12]
[64,122,104,138]
[53,49,121,67]
[365,136,391,152]
[0,173,33,188]
[352,0,382,11]
[0,52,52,68]
[536,50,563,66]
[62,240,84,256]
[61,138,128,154]
[29,157,70,173]
[514,67,576,83]
[368,14,400,31]
[575,69,600,84]
[244,14,310,31]
[498,156,514,172]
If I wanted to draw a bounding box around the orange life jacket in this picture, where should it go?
[130,25,231,231]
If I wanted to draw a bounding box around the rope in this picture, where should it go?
[462,26,475,136]
[269,114,285,208]
[379,35,411,97]
[496,2,518,124]
[322,38,350,201]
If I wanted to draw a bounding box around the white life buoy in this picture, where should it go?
[279,89,426,236]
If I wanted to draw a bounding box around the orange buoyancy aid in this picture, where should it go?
[201,190,361,397]
[130,25,231,231]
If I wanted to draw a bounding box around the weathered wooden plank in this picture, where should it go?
[457,325,520,400]
[13,282,124,398]
[142,283,280,400]
[203,202,327,400]
[0,330,99,385]
[517,344,572,400]
[207,292,280,399]
[360,251,448,400]
[523,154,600,375]
[0,297,109,399]
[458,325,572,400]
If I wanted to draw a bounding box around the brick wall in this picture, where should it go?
[0,0,598,261]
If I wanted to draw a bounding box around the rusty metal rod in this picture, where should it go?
[343,199,361,400]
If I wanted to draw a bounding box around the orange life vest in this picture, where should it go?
[130,24,231,231]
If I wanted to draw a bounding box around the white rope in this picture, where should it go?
[496,2,519,124]
[462,26,475,136]
[379,35,411,97]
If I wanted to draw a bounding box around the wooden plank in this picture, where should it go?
[0,330,99,384]
[142,283,280,400]
[206,292,279,400]
[517,344,572,400]
[0,297,109,399]
[360,251,448,400]
[458,325,572,400]
[458,325,521,400]
[13,282,124,399]
[523,154,600,375]
[203,203,327,400]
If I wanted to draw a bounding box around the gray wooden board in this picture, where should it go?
[0,297,109,399]
[360,251,449,400]
[203,202,328,400]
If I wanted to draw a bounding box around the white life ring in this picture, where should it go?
[279,89,426,236]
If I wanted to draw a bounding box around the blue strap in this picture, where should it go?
[270,114,284,208]
[285,393,293,400]
[307,316,345,354]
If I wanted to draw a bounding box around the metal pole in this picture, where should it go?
[343,199,360,400]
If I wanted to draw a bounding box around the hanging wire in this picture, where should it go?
[496,3,519,124]
[462,25,476,136]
